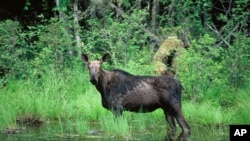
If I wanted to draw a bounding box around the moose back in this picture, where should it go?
[81,53,190,140]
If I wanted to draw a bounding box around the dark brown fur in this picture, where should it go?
[81,54,190,141]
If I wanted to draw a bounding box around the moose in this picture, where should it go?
[81,53,190,140]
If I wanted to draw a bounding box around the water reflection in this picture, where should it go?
[0,122,229,141]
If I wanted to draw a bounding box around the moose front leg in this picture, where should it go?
[111,101,124,117]
[112,109,123,117]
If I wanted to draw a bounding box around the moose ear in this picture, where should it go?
[81,54,89,63]
[101,53,110,62]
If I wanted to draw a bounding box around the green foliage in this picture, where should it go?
[178,34,226,101]
[234,92,250,124]
[101,114,131,138]
[30,17,74,74]
[0,20,24,76]
[83,9,150,68]
[0,20,22,68]
[0,17,76,79]
[183,101,233,125]
[178,33,250,106]
[163,0,211,37]
[0,69,234,140]
[1,1,250,140]
[223,36,250,88]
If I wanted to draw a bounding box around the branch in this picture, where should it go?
[206,23,239,47]
[109,2,163,46]
[109,2,126,16]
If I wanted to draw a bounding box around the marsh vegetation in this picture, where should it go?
[0,65,249,140]
[1,0,250,140]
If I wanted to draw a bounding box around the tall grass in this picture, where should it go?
[0,67,90,127]
[0,65,249,140]
[183,101,234,125]
[233,90,250,124]
[100,114,131,139]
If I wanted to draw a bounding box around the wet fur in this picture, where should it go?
[81,54,190,141]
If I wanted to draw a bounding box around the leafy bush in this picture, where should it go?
[29,17,75,76]
[178,34,226,101]
[82,9,151,69]
[0,17,76,79]
[222,36,250,89]
[178,33,250,106]
[0,20,28,78]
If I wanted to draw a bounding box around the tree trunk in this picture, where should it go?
[55,0,74,56]
[73,0,82,57]
[55,0,63,20]
[151,0,159,34]
[136,0,142,9]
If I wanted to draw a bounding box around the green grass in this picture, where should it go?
[0,68,88,126]
[0,67,249,140]
[233,91,250,124]
[100,114,131,139]
[183,101,234,126]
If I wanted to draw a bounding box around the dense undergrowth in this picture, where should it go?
[1,3,250,139]
[0,61,249,140]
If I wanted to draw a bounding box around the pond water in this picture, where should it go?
[0,122,229,141]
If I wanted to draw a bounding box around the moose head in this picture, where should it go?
[81,53,110,84]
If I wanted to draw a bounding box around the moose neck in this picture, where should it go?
[94,69,110,96]
[93,69,112,109]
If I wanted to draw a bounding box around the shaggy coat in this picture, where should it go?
[81,53,190,141]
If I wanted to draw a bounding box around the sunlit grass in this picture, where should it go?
[100,114,131,139]
[233,91,250,124]
[0,67,248,141]
[183,100,234,126]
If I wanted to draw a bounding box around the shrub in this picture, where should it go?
[178,34,226,101]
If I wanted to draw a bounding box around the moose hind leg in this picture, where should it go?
[164,110,177,141]
[175,112,191,141]
[166,100,190,141]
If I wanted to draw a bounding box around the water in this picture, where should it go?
[0,122,229,141]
